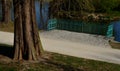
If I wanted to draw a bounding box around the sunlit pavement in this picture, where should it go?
[1,31,120,65]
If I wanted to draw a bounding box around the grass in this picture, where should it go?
[0,22,14,32]
[0,44,120,71]
[0,64,17,71]
[51,53,120,71]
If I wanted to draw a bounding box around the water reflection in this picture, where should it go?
[35,1,49,29]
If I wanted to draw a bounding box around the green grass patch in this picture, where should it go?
[0,64,17,71]
[0,44,120,71]
[51,53,120,71]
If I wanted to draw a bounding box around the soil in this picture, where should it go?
[0,55,12,64]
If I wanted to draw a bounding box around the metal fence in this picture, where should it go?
[47,19,113,37]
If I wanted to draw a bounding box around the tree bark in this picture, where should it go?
[13,0,43,61]
[1,0,11,23]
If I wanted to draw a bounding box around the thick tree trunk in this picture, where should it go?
[1,0,11,23]
[13,0,43,61]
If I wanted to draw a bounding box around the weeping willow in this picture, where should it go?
[49,0,95,20]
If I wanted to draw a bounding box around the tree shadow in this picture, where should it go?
[0,44,14,59]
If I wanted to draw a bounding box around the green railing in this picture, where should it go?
[47,19,113,37]
[47,19,57,30]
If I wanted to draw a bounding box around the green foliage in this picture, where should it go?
[60,0,95,12]
[92,0,120,13]
[49,0,95,19]
[49,0,120,20]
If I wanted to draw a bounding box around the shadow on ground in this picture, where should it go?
[0,44,14,58]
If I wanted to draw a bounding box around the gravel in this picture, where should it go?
[40,30,112,48]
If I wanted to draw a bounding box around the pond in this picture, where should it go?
[0,0,49,29]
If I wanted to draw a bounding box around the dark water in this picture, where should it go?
[35,1,49,29]
[0,1,49,29]
[114,20,120,42]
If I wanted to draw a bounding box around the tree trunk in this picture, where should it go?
[13,0,43,61]
[1,0,11,23]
